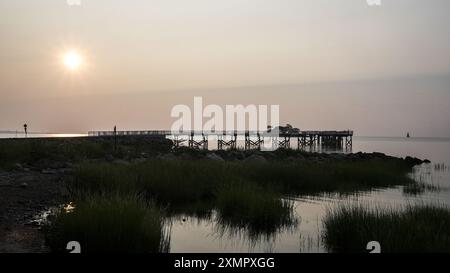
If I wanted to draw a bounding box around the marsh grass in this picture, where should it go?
[45,193,170,253]
[323,204,450,253]
[71,159,415,201]
[0,137,172,169]
[69,159,414,241]
[72,160,228,203]
[0,138,108,166]
[71,161,304,239]
[239,160,414,194]
[215,181,297,238]
[47,155,417,251]
[403,182,441,195]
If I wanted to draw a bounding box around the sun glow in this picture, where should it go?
[63,50,82,71]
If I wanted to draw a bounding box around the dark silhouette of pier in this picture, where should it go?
[88,129,353,151]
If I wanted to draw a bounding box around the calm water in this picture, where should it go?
[0,132,87,138]
[168,136,450,253]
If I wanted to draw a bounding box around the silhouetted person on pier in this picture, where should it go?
[113,125,117,151]
[23,124,28,137]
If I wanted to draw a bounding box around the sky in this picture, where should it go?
[0,0,449,136]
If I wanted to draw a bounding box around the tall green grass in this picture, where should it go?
[238,160,414,194]
[323,204,450,253]
[68,159,414,242]
[45,194,170,253]
[215,181,297,238]
[71,159,415,201]
[72,160,228,204]
[0,138,108,166]
[0,137,172,169]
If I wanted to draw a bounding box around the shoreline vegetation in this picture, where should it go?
[323,204,450,252]
[0,136,447,253]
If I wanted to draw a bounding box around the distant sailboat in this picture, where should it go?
[406,132,410,138]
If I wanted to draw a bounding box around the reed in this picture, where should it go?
[323,203,450,252]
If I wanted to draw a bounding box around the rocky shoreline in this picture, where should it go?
[0,170,68,252]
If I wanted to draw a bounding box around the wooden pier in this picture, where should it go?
[88,130,353,151]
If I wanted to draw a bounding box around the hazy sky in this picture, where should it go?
[1,0,449,136]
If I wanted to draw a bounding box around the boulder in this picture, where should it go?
[117,159,132,165]
[205,153,224,161]
[372,152,387,158]
[105,154,114,162]
[404,156,423,166]
[179,153,194,161]
[286,156,297,162]
[244,154,267,163]
[159,153,177,161]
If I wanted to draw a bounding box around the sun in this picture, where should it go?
[63,50,82,71]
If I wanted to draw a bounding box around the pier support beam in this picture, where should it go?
[173,135,187,148]
[218,132,237,150]
[345,135,352,147]
[244,132,264,150]
[188,133,208,150]
[277,136,291,149]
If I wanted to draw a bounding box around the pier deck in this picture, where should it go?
[88,130,353,150]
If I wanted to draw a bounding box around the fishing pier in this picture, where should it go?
[88,130,353,151]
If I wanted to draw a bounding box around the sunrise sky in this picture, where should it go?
[1,0,449,136]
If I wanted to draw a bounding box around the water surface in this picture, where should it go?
[168,136,450,253]
[0,132,87,138]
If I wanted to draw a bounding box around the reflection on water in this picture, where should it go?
[168,137,450,253]
[30,202,77,227]
[0,133,87,139]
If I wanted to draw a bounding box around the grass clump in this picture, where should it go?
[215,181,296,237]
[72,160,228,204]
[239,160,414,194]
[403,182,440,196]
[323,204,450,253]
[45,193,169,253]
